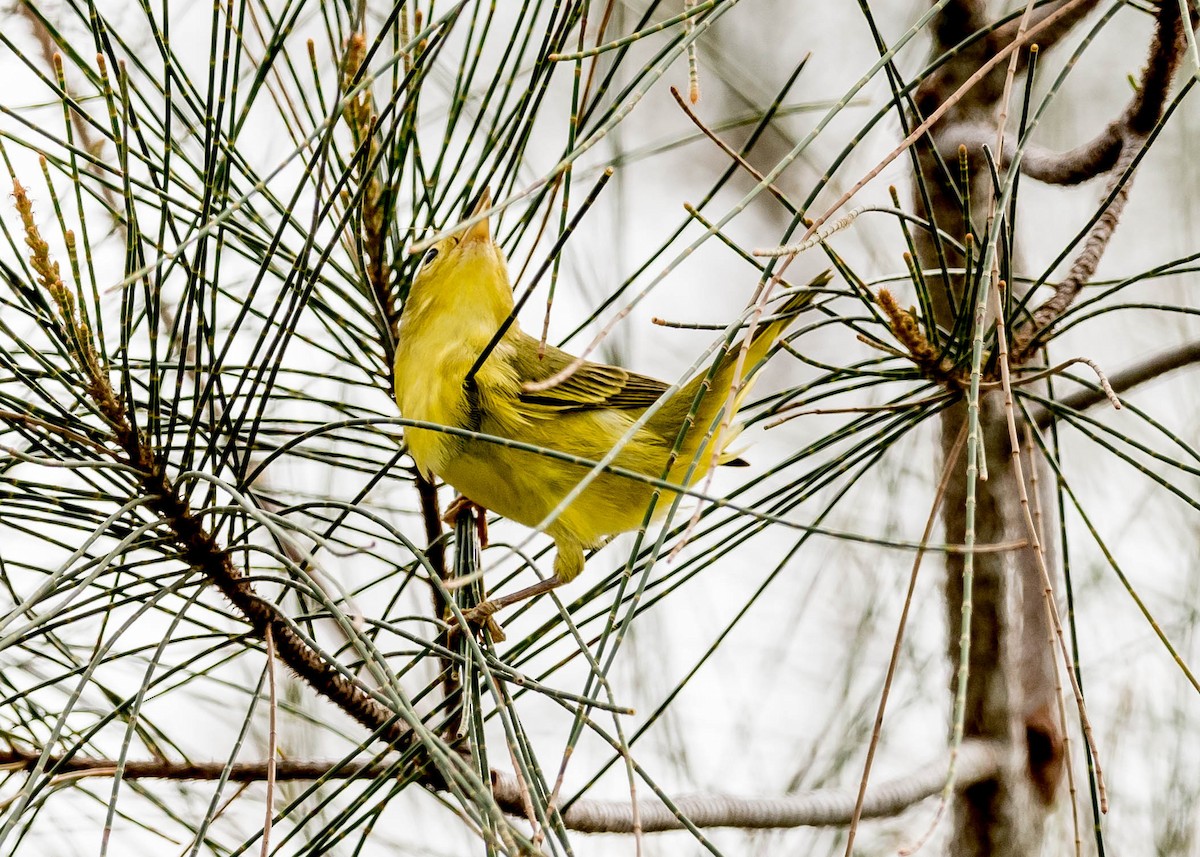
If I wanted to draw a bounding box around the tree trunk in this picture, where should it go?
[910,6,1077,847]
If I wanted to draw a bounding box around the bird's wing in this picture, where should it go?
[511,339,668,414]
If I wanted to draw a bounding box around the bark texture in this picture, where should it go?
[912,4,1193,848]
[910,2,1094,852]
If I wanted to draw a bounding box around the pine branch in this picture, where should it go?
[0,740,1003,832]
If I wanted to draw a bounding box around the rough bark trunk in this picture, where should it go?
[911,10,1072,846]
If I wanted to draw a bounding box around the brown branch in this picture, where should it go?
[1014,1,1192,354]
[13,20,472,816]
[1,740,1003,833]
[0,748,393,782]
[0,409,110,452]
[669,85,792,209]
[1029,340,1200,429]
[937,1,1190,191]
[415,471,450,615]
[1020,133,1142,341]
[801,0,1096,246]
[13,179,426,765]
[128,434,414,747]
[992,0,1105,68]
[1124,1,1194,136]
[416,471,467,741]
[935,121,1122,186]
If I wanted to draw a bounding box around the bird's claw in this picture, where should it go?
[448,600,506,643]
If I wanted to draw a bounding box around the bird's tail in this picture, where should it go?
[655,269,830,480]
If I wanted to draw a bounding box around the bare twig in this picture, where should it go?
[670,86,791,206]
[845,422,969,856]
[261,627,278,857]
[1028,341,1200,429]
[0,740,1003,832]
[1026,424,1081,850]
[1013,357,1120,408]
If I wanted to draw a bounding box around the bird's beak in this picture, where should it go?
[462,187,492,245]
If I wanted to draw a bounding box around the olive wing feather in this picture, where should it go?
[509,334,751,466]
[512,338,668,414]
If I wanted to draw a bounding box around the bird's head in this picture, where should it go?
[407,188,513,323]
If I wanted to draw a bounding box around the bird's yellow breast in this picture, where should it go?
[394,297,521,479]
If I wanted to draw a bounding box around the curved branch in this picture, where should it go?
[1015,1,1193,351]
[929,2,1190,210]
[1125,0,1192,136]
[1,741,1003,833]
[940,1,1191,190]
[525,739,1002,833]
[1029,341,1200,429]
[937,121,1121,186]
[1023,132,1142,333]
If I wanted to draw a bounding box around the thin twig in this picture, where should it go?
[1013,357,1121,408]
[844,421,968,857]
[0,410,112,452]
[1027,423,1082,855]
[1029,341,1200,428]
[670,86,790,205]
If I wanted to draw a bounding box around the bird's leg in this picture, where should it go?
[459,577,563,641]
[442,495,488,548]
[455,537,583,642]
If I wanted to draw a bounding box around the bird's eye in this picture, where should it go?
[419,247,439,269]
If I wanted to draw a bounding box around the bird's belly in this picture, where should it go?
[438,440,667,548]
[395,364,468,479]
[405,424,454,481]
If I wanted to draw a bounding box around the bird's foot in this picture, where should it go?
[446,577,565,644]
[442,495,489,548]
[450,600,507,643]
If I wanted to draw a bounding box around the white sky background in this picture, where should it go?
[0,0,1198,855]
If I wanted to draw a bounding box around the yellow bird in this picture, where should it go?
[394,191,826,632]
